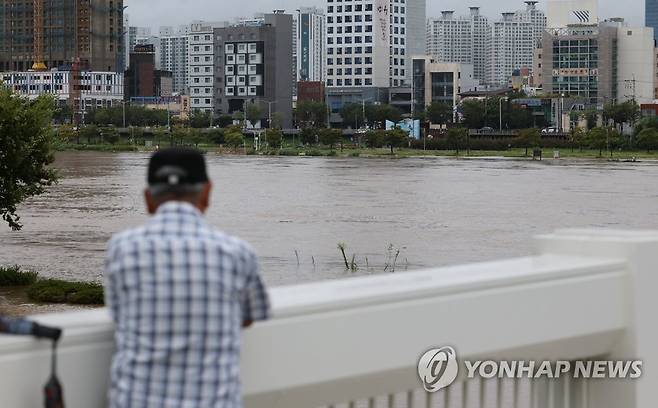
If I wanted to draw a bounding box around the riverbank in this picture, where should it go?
[58,144,658,160]
[0,266,103,316]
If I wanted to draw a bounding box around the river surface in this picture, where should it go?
[1,152,658,288]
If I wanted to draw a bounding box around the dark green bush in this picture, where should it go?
[279,149,299,156]
[27,279,104,305]
[0,265,39,286]
[306,149,324,156]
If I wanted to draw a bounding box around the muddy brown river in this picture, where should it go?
[2,152,658,293]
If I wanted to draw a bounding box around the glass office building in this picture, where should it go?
[647,0,658,43]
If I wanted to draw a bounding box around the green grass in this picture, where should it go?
[0,265,39,286]
[60,144,139,152]
[26,279,104,305]
[0,265,104,305]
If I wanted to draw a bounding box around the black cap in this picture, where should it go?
[147,148,209,188]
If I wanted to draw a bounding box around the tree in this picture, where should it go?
[300,128,318,145]
[79,125,100,144]
[637,128,658,152]
[0,90,59,230]
[319,128,342,150]
[584,109,599,130]
[383,128,409,154]
[517,128,541,157]
[265,128,283,149]
[569,127,586,152]
[271,112,283,129]
[369,104,402,126]
[364,130,385,148]
[207,128,224,145]
[461,100,485,129]
[340,103,365,129]
[58,124,76,144]
[603,101,639,131]
[53,104,73,124]
[426,102,453,125]
[586,127,608,157]
[102,127,120,145]
[296,101,328,128]
[245,103,262,128]
[189,128,205,147]
[224,130,244,148]
[446,127,468,155]
[217,114,234,128]
[189,110,211,128]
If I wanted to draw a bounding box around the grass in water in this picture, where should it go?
[0,265,39,286]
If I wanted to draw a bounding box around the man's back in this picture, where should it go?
[105,201,269,408]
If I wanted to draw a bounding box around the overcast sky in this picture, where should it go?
[125,0,644,29]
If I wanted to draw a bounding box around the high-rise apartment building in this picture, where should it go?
[426,7,490,83]
[295,7,325,82]
[489,2,546,86]
[326,0,423,88]
[188,21,226,112]
[160,26,190,94]
[126,25,151,70]
[0,0,124,72]
[646,0,658,42]
[427,1,545,87]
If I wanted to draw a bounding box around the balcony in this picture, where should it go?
[0,229,657,407]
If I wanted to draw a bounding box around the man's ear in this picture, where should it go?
[197,182,212,213]
[145,189,157,214]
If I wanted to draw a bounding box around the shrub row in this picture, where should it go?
[0,266,104,305]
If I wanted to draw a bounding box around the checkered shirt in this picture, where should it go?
[104,201,270,408]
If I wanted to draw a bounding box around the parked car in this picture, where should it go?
[479,127,494,133]
[542,127,559,134]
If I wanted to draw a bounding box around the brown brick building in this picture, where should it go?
[0,0,124,72]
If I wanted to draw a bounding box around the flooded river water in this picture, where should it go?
[1,152,658,289]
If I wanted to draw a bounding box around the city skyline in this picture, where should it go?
[125,0,644,28]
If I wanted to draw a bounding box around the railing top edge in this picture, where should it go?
[270,253,626,318]
[0,253,626,351]
[538,228,658,242]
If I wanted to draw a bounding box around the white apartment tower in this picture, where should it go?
[160,26,190,94]
[188,21,227,112]
[326,0,423,88]
[489,1,546,86]
[427,1,546,87]
[295,7,326,82]
[426,7,490,83]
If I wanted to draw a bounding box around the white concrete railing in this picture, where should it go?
[0,229,656,408]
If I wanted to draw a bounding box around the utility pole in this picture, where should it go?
[499,98,503,132]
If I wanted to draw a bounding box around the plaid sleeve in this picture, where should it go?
[104,237,121,321]
[241,249,270,323]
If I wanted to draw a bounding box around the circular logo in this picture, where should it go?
[417,346,459,393]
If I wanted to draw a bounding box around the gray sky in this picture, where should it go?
[125,0,644,29]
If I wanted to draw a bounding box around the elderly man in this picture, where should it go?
[105,148,270,407]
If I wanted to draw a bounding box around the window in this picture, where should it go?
[248,43,257,53]
[225,44,234,53]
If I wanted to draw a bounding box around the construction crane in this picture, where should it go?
[31,0,47,70]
